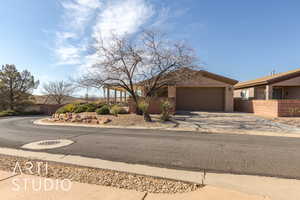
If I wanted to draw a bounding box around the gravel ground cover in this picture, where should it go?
[272,117,300,128]
[0,154,201,193]
[45,113,177,129]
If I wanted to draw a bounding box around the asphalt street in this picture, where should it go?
[0,116,300,179]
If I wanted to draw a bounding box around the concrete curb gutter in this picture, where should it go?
[34,118,300,138]
[0,147,299,200]
[33,118,199,132]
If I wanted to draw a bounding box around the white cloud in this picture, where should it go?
[56,46,82,65]
[92,0,154,40]
[61,0,101,34]
[54,0,176,71]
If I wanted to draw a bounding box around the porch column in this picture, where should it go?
[124,92,127,102]
[120,91,123,103]
[107,88,110,104]
[266,85,273,100]
[114,90,117,103]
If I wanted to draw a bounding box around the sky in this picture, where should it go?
[1,0,300,96]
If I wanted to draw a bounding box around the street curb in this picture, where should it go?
[33,118,199,132]
[0,147,299,200]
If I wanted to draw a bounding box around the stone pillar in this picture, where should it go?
[266,85,273,100]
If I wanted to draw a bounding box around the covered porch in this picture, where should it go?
[253,85,300,100]
[102,86,129,105]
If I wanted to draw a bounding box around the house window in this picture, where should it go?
[241,89,250,100]
[273,88,283,99]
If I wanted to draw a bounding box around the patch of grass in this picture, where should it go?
[0,110,18,117]
[0,110,43,117]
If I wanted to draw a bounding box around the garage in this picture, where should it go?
[176,87,225,111]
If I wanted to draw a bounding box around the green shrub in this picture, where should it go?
[56,103,77,114]
[138,100,152,122]
[85,103,98,112]
[110,105,128,116]
[138,100,149,114]
[0,110,18,117]
[96,105,110,115]
[73,104,89,113]
[160,100,174,121]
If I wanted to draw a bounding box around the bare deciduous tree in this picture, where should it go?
[42,81,75,105]
[77,29,196,121]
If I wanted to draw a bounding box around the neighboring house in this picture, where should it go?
[234,68,300,117]
[128,68,238,113]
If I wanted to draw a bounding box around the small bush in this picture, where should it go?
[74,104,89,113]
[85,103,98,112]
[138,100,152,122]
[0,110,18,117]
[56,103,77,114]
[160,100,174,121]
[96,105,110,115]
[110,105,128,116]
[138,100,149,114]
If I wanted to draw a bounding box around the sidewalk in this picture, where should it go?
[1,147,299,200]
[0,171,268,200]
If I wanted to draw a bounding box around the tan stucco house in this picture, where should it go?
[128,68,238,113]
[234,68,300,100]
[234,68,300,117]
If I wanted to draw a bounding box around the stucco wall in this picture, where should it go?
[234,99,278,117]
[234,88,255,99]
[282,87,300,99]
[235,99,300,117]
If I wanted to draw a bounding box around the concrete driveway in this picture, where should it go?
[174,112,300,135]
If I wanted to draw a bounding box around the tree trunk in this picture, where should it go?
[143,112,152,122]
[132,94,142,115]
[9,79,14,110]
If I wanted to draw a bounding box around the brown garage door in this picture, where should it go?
[176,87,225,111]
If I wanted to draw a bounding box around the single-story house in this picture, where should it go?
[127,68,238,113]
[234,68,300,117]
